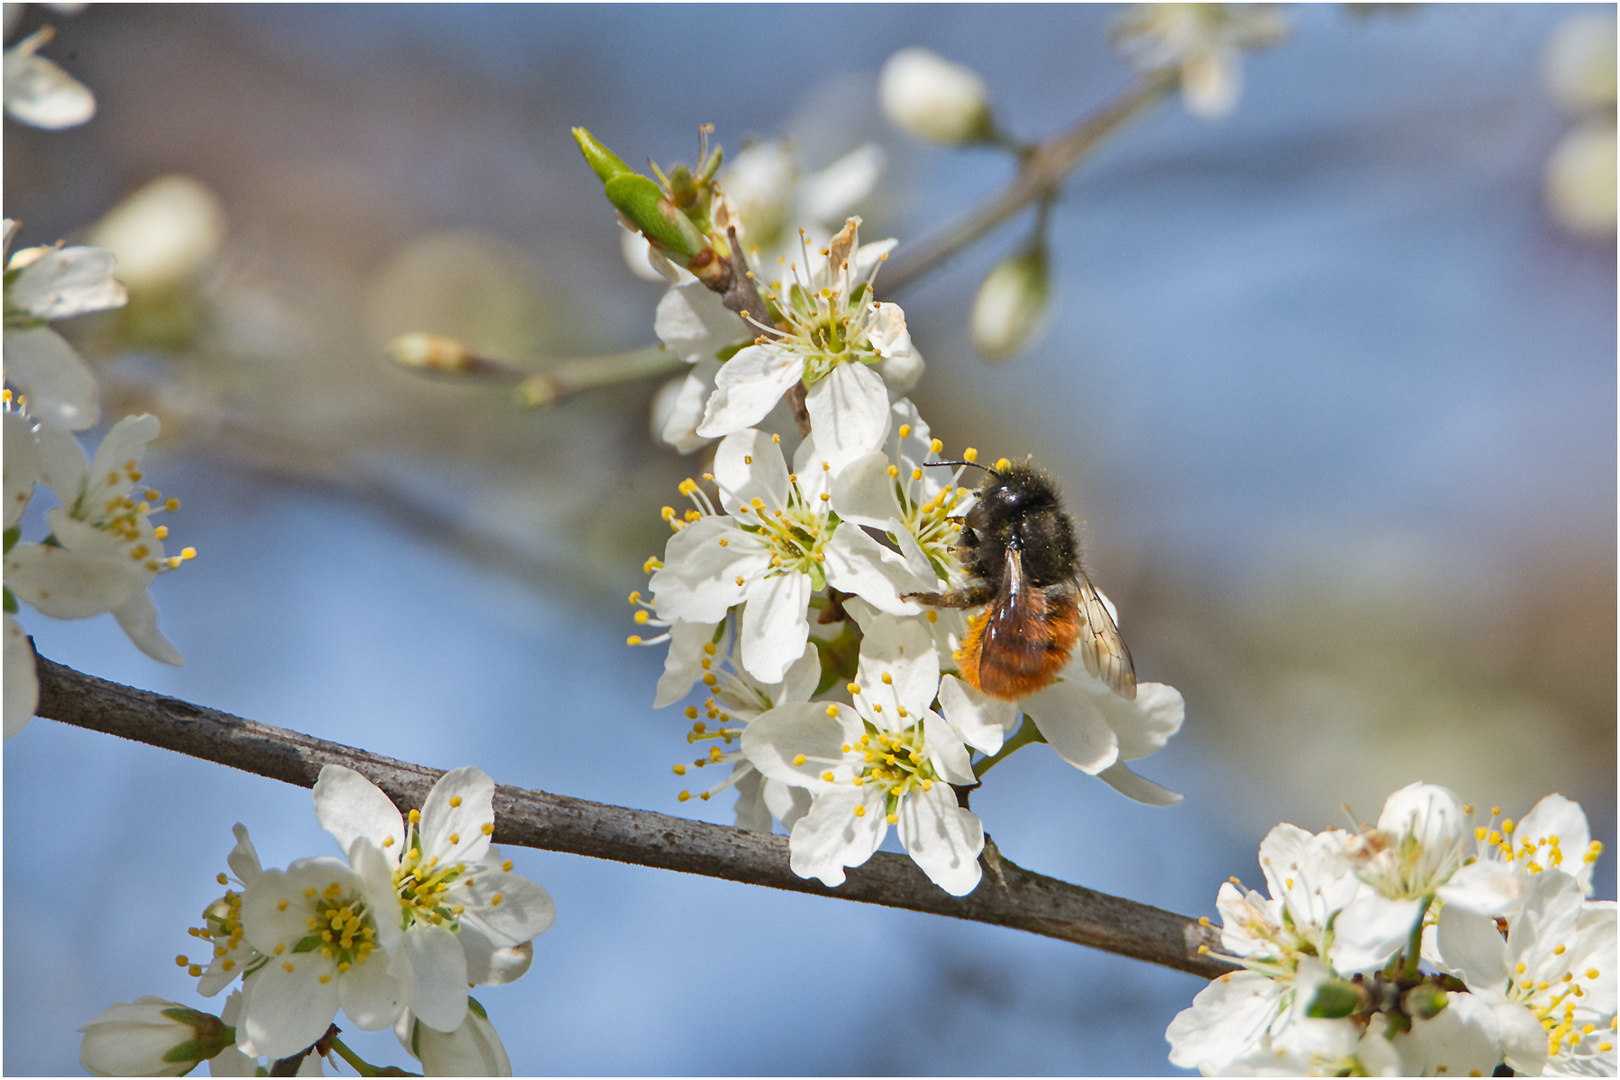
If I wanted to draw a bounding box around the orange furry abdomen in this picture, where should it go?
[956,588,1082,700]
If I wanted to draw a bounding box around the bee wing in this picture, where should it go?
[979,546,1042,657]
[1075,572,1137,700]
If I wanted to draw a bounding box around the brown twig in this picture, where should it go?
[881,72,1177,296]
[31,651,1232,980]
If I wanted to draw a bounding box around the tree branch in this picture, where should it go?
[32,651,1232,980]
[881,72,1177,296]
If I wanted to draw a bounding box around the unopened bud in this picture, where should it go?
[389,332,476,374]
[970,245,1049,361]
[1402,983,1451,1021]
[1543,13,1617,113]
[1544,120,1618,237]
[879,47,995,146]
[1305,978,1362,1019]
[399,998,513,1077]
[86,175,227,292]
[78,997,232,1077]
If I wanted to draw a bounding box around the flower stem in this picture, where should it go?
[513,344,683,408]
[972,716,1047,780]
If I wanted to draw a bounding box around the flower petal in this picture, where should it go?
[711,426,790,514]
[1024,680,1119,774]
[111,590,185,666]
[649,516,761,624]
[10,244,125,318]
[787,784,885,887]
[654,284,741,363]
[420,766,495,867]
[402,925,469,1034]
[936,674,1017,755]
[696,344,802,438]
[313,765,406,861]
[822,522,934,615]
[738,569,810,684]
[2,327,100,430]
[803,361,891,476]
[4,614,38,738]
[652,619,720,708]
[897,784,983,896]
[3,410,42,529]
[741,701,854,791]
[1094,760,1183,805]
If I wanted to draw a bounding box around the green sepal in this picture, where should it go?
[160,1040,201,1065]
[3,586,15,614]
[806,561,828,592]
[291,934,324,954]
[4,524,20,555]
[1306,978,1362,1019]
[714,341,749,363]
[467,995,489,1021]
[1402,982,1450,1020]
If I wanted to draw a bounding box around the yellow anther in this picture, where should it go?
[793,754,807,766]
[854,804,867,817]
[165,498,181,512]
[963,447,978,463]
[634,610,650,624]
[886,813,898,824]
[929,438,942,453]
[881,673,893,684]
[678,791,691,802]
[825,704,840,718]
[822,770,835,782]
[627,635,643,645]
[898,424,911,438]
[888,464,899,478]
[409,809,421,824]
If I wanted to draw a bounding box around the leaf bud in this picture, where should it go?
[1401,982,1451,1021]
[388,332,477,374]
[572,127,707,260]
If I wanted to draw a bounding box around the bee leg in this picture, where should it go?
[902,584,994,609]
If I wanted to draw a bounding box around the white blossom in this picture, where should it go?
[741,613,984,895]
[695,218,918,469]
[311,765,556,1032]
[1331,782,1472,973]
[647,427,930,684]
[3,413,189,684]
[4,220,127,430]
[1434,870,1616,1076]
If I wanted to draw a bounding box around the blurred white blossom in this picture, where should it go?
[879,46,995,146]
[87,174,228,293]
[2,24,93,128]
[1112,3,1287,120]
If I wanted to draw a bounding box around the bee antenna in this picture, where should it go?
[924,459,990,473]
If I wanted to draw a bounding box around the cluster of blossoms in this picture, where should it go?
[581,125,1186,897]
[1167,782,1613,1076]
[4,219,195,736]
[79,765,554,1076]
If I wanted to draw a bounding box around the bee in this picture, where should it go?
[904,458,1136,701]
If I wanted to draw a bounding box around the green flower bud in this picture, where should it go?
[1305,978,1363,1019]
[970,245,1049,362]
[1402,982,1451,1021]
